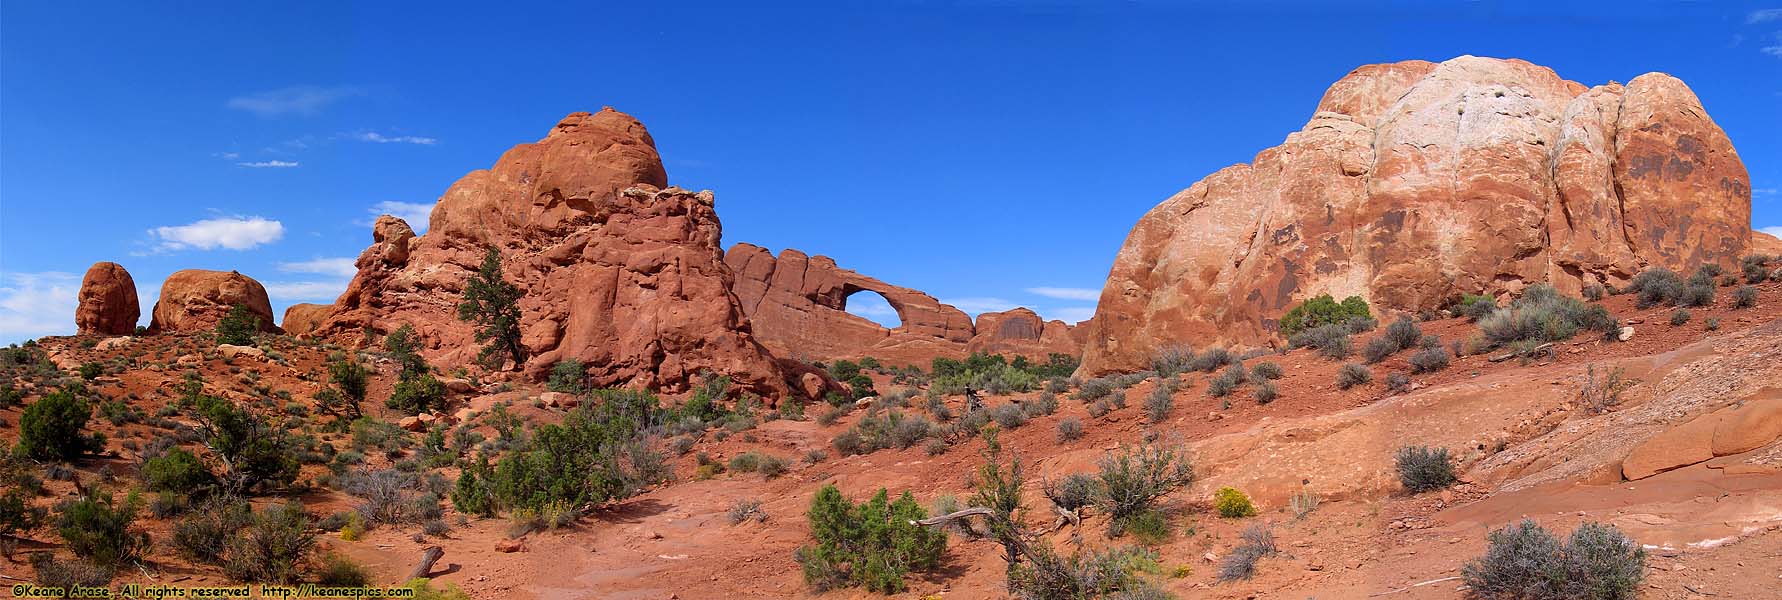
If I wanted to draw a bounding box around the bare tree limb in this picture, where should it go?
[409,546,445,580]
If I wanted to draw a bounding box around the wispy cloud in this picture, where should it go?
[0,271,80,342]
[1025,286,1102,301]
[237,160,300,168]
[150,216,284,251]
[227,85,360,117]
[262,280,349,303]
[367,201,434,233]
[1044,307,1097,324]
[347,131,437,145]
[1764,45,1782,58]
[278,257,358,278]
[1754,187,1777,199]
[1760,226,1782,238]
[942,297,1020,315]
[1748,8,1782,24]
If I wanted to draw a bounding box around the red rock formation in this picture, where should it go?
[965,308,1080,359]
[1080,56,1753,376]
[725,243,977,366]
[313,109,793,398]
[1752,231,1782,256]
[280,303,334,337]
[148,270,278,334]
[74,262,139,336]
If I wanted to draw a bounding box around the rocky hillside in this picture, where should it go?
[1079,56,1760,376]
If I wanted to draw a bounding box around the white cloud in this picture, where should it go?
[237,160,300,168]
[1025,286,1102,301]
[1748,9,1782,24]
[1764,45,1782,58]
[1042,307,1097,324]
[348,132,437,145]
[214,151,241,160]
[150,216,285,251]
[278,257,358,278]
[0,271,80,342]
[368,201,434,233]
[1754,188,1777,199]
[1759,226,1782,238]
[227,85,360,117]
[262,280,349,303]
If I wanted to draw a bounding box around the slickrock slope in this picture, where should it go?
[725,243,977,365]
[308,109,792,397]
[1080,56,1753,375]
[74,261,139,336]
[147,269,278,334]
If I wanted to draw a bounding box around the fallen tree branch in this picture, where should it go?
[409,546,445,580]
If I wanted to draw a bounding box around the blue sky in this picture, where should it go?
[2,1,1779,342]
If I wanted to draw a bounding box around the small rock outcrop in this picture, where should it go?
[280,303,335,337]
[74,261,139,336]
[311,109,795,398]
[1079,56,1754,375]
[148,270,279,334]
[965,308,1081,359]
[725,243,976,365]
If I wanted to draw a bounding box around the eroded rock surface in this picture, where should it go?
[148,270,278,334]
[75,261,139,336]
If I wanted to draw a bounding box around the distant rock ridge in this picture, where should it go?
[1079,55,1754,376]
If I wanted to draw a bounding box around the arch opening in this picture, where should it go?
[843,289,903,329]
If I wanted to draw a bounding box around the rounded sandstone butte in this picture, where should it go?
[281,303,336,337]
[74,261,140,336]
[965,308,1080,360]
[1078,55,1753,376]
[148,269,280,334]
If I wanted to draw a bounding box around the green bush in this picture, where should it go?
[1458,294,1499,322]
[191,393,299,493]
[487,391,667,512]
[1669,309,1691,326]
[1477,284,1617,350]
[1627,268,1689,309]
[141,448,216,495]
[1742,255,1774,283]
[1279,294,1371,337]
[1408,347,1450,373]
[172,498,253,564]
[17,389,105,460]
[78,361,103,381]
[28,554,113,596]
[1096,443,1193,536]
[1733,285,1758,308]
[450,455,496,517]
[1213,486,1256,518]
[1144,384,1173,423]
[315,553,371,587]
[215,304,260,346]
[548,359,588,394]
[318,355,371,421]
[1056,418,1084,442]
[387,372,449,415]
[0,486,46,540]
[1290,324,1352,359]
[1394,445,1456,493]
[1462,520,1645,600]
[1207,364,1246,398]
[1252,381,1278,404]
[1250,361,1283,380]
[1386,372,1411,393]
[1187,347,1233,373]
[457,247,528,370]
[57,492,151,567]
[795,485,945,593]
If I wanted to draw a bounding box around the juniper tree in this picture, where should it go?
[457,247,526,370]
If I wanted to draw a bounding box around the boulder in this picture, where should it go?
[216,344,264,360]
[1079,56,1752,375]
[281,303,336,337]
[442,378,475,394]
[148,270,280,335]
[308,108,792,398]
[75,262,140,336]
[1709,390,1782,456]
[965,308,1082,360]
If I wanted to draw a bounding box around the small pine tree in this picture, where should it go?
[456,248,527,370]
[215,304,260,346]
[17,389,105,460]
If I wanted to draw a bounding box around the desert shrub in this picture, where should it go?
[222,502,314,584]
[78,361,103,381]
[1458,294,1499,321]
[1668,309,1690,326]
[17,389,105,460]
[1733,285,1758,308]
[457,247,528,369]
[1362,336,1399,364]
[0,479,47,540]
[1087,399,1112,418]
[1408,347,1451,373]
[190,392,299,493]
[1122,509,1172,546]
[28,554,114,596]
[1074,377,1115,402]
[1143,385,1173,423]
[1207,364,1246,398]
[990,403,1029,429]
[1395,445,1456,493]
[1186,347,1233,373]
[1628,268,1686,308]
[1252,381,1278,404]
[1576,365,1634,414]
[1289,324,1352,359]
[923,438,948,456]
[815,404,848,426]
[215,304,260,346]
[1461,520,1644,600]
[1386,372,1411,393]
[1150,345,1194,377]
[57,492,151,567]
[172,499,252,563]
[1025,391,1061,417]
[1044,473,1101,513]
[796,485,945,593]
[1218,523,1277,582]
[343,468,424,525]
[1249,361,1283,380]
[1289,489,1319,519]
[316,355,371,422]
[315,553,371,586]
[1279,294,1371,336]
[1384,316,1421,348]
[547,358,588,394]
[1336,363,1372,390]
[141,447,216,495]
[1680,282,1714,307]
[1096,443,1194,535]
[1009,544,1170,600]
[486,391,667,513]
[729,451,789,478]
[1705,317,1720,331]
[1056,418,1084,442]
[1581,283,1605,301]
[726,499,766,525]
[1213,487,1256,519]
[1477,284,1617,350]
